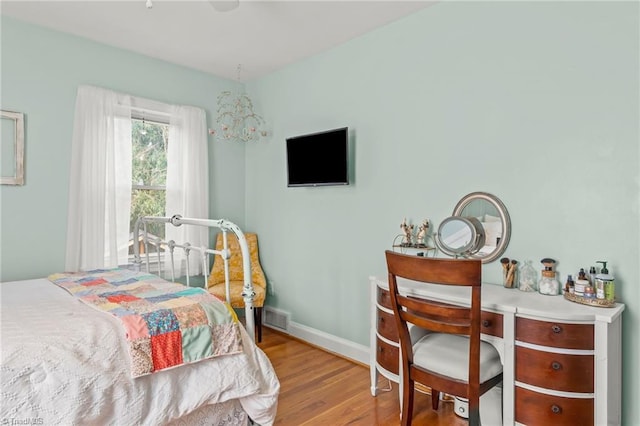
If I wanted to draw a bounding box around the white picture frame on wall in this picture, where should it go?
[1,110,25,185]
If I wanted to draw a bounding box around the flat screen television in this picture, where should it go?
[286,127,349,187]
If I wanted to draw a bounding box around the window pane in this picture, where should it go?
[130,118,168,260]
[129,188,166,255]
[132,119,168,187]
[131,188,166,237]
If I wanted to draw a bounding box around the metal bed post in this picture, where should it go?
[133,215,256,341]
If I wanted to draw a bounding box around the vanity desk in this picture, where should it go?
[369,276,625,426]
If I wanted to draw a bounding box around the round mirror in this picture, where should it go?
[449,192,511,263]
[435,216,486,257]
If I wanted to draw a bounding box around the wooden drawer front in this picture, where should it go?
[481,311,503,338]
[516,317,594,350]
[377,308,398,342]
[515,386,593,426]
[376,337,399,375]
[376,286,393,310]
[515,346,594,393]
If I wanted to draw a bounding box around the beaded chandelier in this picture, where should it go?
[210,65,267,142]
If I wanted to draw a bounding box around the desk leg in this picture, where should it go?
[502,311,516,425]
[370,280,379,396]
[370,341,379,396]
[594,316,622,425]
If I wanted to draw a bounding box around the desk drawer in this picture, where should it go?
[515,386,593,426]
[376,337,399,375]
[515,346,593,393]
[377,287,392,310]
[377,308,398,342]
[516,317,594,350]
[481,311,503,338]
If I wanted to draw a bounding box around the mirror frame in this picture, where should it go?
[435,216,486,257]
[452,192,511,264]
[1,110,25,186]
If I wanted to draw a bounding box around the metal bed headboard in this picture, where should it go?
[132,214,255,341]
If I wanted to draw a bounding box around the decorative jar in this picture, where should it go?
[539,270,560,296]
[518,260,537,292]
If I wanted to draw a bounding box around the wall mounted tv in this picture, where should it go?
[286,127,349,187]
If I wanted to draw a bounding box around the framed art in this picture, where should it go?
[1,110,25,185]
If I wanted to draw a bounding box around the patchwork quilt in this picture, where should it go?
[48,268,243,377]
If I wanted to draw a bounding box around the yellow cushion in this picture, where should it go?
[209,281,266,308]
[207,232,267,308]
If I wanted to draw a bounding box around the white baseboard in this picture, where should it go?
[266,321,369,365]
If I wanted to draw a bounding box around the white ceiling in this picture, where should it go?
[1,0,435,81]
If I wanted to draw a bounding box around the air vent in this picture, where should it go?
[264,307,290,332]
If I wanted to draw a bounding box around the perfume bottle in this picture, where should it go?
[564,275,575,294]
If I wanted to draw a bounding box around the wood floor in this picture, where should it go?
[258,327,468,426]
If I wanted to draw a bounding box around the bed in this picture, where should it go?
[0,216,279,425]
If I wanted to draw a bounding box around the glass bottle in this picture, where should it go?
[539,270,560,295]
[504,266,518,289]
[564,274,574,294]
[501,258,518,289]
[538,258,560,296]
[518,260,537,292]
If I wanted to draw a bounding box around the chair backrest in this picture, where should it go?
[384,250,482,384]
[207,232,267,289]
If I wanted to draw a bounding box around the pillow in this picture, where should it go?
[481,221,502,247]
[484,214,501,223]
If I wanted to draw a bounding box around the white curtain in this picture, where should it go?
[165,105,209,275]
[65,86,132,271]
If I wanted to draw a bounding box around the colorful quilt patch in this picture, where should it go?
[48,268,243,377]
[78,277,108,286]
[181,325,213,362]
[142,309,180,336]
[151,330,183,370]
[173,303,209,329]
[130,338,153,377]
[211,323,243,355]
[105,293,140,303]
[111,277,139,286]
[121,314,150,339]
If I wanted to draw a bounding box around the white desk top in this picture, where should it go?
[370,276,625,323]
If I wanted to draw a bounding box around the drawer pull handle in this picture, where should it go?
[378,346,384,353]
[482,320,491,327]
[379,317,384,323]
[551,405,562,414]
[551,361,562,371]
[551,325,562,333]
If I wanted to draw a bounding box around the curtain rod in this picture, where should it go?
[129,106,171,117]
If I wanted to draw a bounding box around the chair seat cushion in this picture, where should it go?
[208,281,265,308]
[413,333,502,383]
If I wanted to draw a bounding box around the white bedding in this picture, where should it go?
[0,278,279,425]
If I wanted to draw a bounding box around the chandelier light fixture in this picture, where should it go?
[210,65,267,142]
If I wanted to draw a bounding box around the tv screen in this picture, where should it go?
[286,127,349,187]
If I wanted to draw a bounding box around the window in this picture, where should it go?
[65,85,209,273]
[129,115,168,257]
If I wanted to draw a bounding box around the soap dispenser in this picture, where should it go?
[595,261,615,301]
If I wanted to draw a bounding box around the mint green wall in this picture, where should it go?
[0,17,246,282]
[246,2,639,423]
[1,3,639,424]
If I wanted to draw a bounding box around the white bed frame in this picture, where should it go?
[132,214,255,341]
